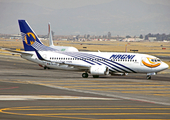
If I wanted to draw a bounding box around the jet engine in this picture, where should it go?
[90,65,109,75]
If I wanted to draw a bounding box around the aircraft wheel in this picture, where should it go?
[146,75,151,80]
[93,75,99,78]
[82,73,88,78]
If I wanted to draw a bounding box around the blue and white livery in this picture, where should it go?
[6,20,169,79]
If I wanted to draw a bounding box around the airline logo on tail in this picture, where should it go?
[142,57,161,68]
[24,32,36,46]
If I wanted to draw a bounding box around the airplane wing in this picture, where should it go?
[34,48,90,69]
[1,48,33,56]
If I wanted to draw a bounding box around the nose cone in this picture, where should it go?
[162,62,169,70]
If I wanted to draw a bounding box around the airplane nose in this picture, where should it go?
[162,62,169,70]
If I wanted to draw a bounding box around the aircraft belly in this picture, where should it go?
[46,64,80,71]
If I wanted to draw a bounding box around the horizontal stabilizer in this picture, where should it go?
[1,48,33,55]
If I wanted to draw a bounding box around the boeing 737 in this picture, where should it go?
[47,22,78,52]
[5,20,169,79]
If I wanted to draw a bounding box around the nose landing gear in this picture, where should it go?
[146,72,156,80]
[146,75,151,80]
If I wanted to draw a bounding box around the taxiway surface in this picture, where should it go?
[0,54,170,120]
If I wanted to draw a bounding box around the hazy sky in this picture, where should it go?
[2,0,170,9]
[0,0,170,35]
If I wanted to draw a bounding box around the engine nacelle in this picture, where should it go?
[90,65,109,75]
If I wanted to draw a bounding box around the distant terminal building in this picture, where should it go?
[148,37,156,42]
[9,34,21,39]
[123,37,144,42]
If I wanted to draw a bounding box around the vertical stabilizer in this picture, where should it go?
[18,20,44,51]
[48,22,54,46]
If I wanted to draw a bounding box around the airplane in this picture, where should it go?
[4,20,169,79]
[47,22,78,52]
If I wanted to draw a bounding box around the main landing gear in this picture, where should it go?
[82,73,88,78]
[44,66,50,70]
[93,75,99,78]
[82,73,100,78]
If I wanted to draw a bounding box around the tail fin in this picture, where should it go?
[18,20,44,51]
[48,22,54,46]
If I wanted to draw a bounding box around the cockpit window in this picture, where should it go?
[151,59,155,62]
[157,59,161,62]
[151,58,161,62]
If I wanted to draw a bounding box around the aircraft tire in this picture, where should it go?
[93,75,99,78]
[82,73,88,78]
[146,75,151,80]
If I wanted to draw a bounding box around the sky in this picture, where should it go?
[0,0,170,36]
[2,0,170,9]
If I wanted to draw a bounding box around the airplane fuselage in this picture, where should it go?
[21,51,168,74]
